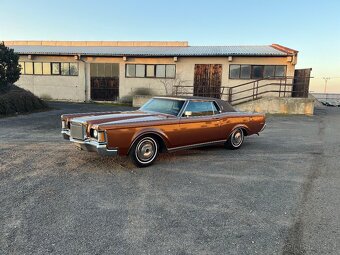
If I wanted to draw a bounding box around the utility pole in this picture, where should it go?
[322,77,331,101]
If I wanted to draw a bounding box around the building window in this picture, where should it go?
[156,65,166,78]
[240,65,251,79]
[146,65,155,77]
[136,64,145,77]
[52,63,61,75]
[19,61,78,76]
[126,64,136,77]
[229,65,240,79]
[275,66,286,77]
[126,64,176,78]
[43,63,51,75]
[33,62,43,75]
[166,65,176,78]
[229,64,287,79]
[25,62,33,75]
[61,63,70,75]
[263,65,275,78]
[251,65,264,79]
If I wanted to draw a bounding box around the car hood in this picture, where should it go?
[70,110,176,130]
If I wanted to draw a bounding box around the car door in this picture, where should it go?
[177,100,223,147]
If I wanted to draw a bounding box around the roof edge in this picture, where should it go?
[4,40,189,47]
[271,44,298,55]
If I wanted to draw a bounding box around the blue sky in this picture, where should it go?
[1,0,339,92]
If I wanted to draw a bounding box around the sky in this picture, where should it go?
[1,0,339,93]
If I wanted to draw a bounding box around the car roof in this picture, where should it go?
[153,96,236,112]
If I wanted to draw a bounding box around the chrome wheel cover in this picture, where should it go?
[231,129,244,147]
[135,138,157,164]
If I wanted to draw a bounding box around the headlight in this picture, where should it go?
[61,120,67,129]
[93,129,98,138]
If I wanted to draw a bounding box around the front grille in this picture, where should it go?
[70,123,85,140]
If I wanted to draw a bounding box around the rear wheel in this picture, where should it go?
[225,128,244,150]
[129,136,159,167]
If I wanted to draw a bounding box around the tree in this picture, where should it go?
[0,41,21,91]
[159,73,190,96]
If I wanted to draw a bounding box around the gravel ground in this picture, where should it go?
[0,102,339,255]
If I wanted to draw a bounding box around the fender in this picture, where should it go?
[128,127,171,153]
[230,123,251,136]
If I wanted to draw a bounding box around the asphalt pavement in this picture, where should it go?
[0,102,339,255]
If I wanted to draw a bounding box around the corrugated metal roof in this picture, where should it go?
[9,45,289,57]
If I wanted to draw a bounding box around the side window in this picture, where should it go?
[184,101,216,117]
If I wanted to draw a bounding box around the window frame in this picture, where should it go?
[181,100,219,118]
[42,62,52,75]
[125,64,176,79]
[18,61,79,76]
[146,64,155,77]
[24,62,34,75]
[125,64,136,78]
[229,64,287,80]
[274,65,287,78]
[135,64,146,78]
[61,62,70,76]
[251,65,265,79]
[229,64,241,79]
[51,62,61,75]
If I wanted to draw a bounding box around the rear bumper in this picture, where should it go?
[260,123,266,132]
[62,129,70,140]
[62,129,118,156]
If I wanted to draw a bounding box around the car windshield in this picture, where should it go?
[140,98,185,116]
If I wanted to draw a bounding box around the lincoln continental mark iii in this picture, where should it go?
[61,96,266,167]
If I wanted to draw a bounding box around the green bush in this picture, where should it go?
[0,85,48,116]
[0,41,21,91]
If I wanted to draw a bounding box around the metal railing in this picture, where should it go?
[174,76,301,105]
[228,77,295,105]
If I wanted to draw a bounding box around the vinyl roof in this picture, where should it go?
[9,45,292,57]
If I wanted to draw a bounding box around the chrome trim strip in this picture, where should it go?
[260,123,266,132]
[153,96,187,101]
[177,99,189,118]
[168,139,226,152]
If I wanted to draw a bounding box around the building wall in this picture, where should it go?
[16,55,86,101]
[16,55,296,103]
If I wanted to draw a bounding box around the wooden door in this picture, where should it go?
[292,68,312,98]
[194,64,222,98]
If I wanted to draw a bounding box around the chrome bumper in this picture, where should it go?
[70,138,118,156]
[62,129,118,156]
[62,129,70,140]
[260,123,266,132]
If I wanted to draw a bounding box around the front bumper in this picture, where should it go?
[70,138,118,156]
[62,129,118,156]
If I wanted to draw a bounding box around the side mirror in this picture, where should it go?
[184,111,192,117]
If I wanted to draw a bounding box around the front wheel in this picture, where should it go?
[129,136,159,167]
[225,128,244,150]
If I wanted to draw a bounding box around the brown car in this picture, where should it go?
[61,96,266,167]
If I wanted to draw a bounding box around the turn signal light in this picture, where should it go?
[97,131,106,143]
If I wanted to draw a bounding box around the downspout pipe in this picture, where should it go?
[78,54,87,102]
